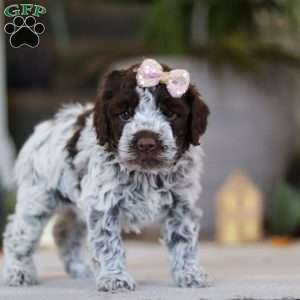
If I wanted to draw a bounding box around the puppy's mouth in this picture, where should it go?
[127,157,166,170]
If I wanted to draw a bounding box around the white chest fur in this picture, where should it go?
[116,171,174,232]
[77,134,203,232]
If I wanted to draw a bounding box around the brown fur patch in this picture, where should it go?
[65,108,93,159]
[94,68,139,150]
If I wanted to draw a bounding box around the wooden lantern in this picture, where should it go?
[215,170,263,244]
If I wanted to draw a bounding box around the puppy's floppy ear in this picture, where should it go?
[94,70,123,145]
[187,85,209,146]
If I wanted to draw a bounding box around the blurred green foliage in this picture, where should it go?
[144,0,300,70]
[144,0,191,54]
[270,183,300,236]
[47,0,300,87]
[204,0,299,37]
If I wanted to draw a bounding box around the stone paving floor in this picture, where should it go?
[1,241,300,300]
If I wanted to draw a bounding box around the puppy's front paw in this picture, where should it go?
[174,267,211,288]
[3,265,38,286]
[96,272,136,292]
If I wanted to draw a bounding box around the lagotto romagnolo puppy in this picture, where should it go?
[2,59,210,292]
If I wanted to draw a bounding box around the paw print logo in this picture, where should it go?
[4,16,45,48]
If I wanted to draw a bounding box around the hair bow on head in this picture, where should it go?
[136,58,190,98]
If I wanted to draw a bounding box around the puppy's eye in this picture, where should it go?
[119,111,132,121]
[166,113,178,121]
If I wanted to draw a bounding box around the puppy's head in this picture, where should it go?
[94,63,209,171]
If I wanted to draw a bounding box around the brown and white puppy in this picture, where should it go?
[3,60,210,292]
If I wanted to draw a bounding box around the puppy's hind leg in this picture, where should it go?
[53,207,92,279]
[3,184,57,286]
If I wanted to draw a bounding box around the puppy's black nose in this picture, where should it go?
[137,137,157,152]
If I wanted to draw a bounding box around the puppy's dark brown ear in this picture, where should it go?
[94,70,123,145]
[187,85,209,146]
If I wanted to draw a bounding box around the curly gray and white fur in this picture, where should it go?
[2,63,210,292]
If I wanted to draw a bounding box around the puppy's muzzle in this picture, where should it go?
[130,130,164,168]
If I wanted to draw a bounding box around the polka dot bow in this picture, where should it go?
[136,58,190,98]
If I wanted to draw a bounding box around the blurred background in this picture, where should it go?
[1,0,300,247]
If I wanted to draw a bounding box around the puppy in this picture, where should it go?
[2,59,210,292]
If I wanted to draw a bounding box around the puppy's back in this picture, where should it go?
[14,103,93,188]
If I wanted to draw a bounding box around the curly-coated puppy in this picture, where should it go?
[2,59,210,292]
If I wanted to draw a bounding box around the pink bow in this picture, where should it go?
[136,59,190,98]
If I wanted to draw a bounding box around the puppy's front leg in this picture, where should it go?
[162,200,210,288]
[87,204,136,292]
